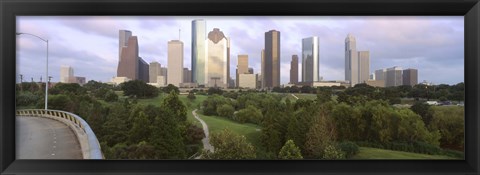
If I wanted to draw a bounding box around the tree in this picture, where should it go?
[203,129,256,159]
[161,91,187,122]
[121,80,159,98]
[207,87,223,95]
[261,108,282,158]
[234,105,263,124]
[162,84,180,94]
[304,112,336,158]
[128,111,151,144]
[187,91,196,100]
[322,145,345,159]
[410,101,434,126]
[151,108,186,159]
[278,140,303,159]
[216,104,235,118]
[104,90,118,102]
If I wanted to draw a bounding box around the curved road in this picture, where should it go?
[16,116,82,159]
[192,109,214,155]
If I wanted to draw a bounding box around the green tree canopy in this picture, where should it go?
[203,129,256,159]
[278,140,303,159]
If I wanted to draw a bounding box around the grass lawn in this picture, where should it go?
[352,147,457,159]
[293,93,317,100]
[197,112,264,156]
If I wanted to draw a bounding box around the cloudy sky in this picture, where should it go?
[16,16,464,85]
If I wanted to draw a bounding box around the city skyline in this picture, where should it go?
[16,16,464,85]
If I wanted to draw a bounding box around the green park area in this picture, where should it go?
[15,80,464,160]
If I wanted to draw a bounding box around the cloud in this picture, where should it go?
[16,16,464,85]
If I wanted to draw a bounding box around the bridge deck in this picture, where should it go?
[16,116,83,159]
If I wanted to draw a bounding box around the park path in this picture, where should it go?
[192,109,214,158]
[291,93,299,100]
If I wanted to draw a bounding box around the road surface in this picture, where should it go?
[192,109,214,157]
[16,116,82,159]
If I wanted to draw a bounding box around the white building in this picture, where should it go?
[167,40,184,87]
[345,34,358,87]
[205,28,229,88]
[149,62,161,83]
[238,74,257,89]
[111,77,130,85]
[358,51,370,84]
[60,65,74,83]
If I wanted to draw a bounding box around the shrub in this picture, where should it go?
[322,145,345,159]
[338,141,359,158]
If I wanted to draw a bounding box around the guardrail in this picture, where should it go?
[16,109,103,159]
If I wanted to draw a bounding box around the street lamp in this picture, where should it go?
[16,32,49,110]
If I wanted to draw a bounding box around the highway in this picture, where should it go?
[16,116,83,159]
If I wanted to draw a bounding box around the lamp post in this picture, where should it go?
[16,32,49,110]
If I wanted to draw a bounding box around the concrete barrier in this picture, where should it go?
[16,109,103,159]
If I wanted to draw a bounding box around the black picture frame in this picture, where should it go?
[1,0,479,174]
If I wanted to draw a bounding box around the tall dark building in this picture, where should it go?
[290,55,299,84]
[117,35,139,80]
[138,57,149,82]
[403,68,418,86]
[264,30,281,88]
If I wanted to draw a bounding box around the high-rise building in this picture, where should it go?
[227,38,231,88]
[248,68,254,74]
[375,68,386,81]
[149,62,161,83]
[358,51,370,84]
[192,19,206,85]
[290,55,299,84]
[261,49,265,89]
[167,40,184,87]
[403,68,418,86]
[117,33,139,80]
[345,34,370,87]
[138,57,149,82]
[183,68,192,83]
[238,74,257,89]
[205,28,229,88]
[236,55,249,87]
[60,65,74,83]
[302,37,320,82]
[386,66,403,87]
[119,30,132,61]
[265,30,281,88]
[345,34,358,87]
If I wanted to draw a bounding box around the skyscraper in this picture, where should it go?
[261,49,265,88]
[60,65,74,83]
[345,34,358,86]
[386,66,403,87]
[167,40,184,87]
[375,68,386,81]
[302,37,320,82]
[191,19,206,85]
[117,35,139,80]
[206,28,229,88]
[236,54,249,87]
[265,30,281,88]
[119,30,132,61]
[358,51,370,84]
[138,57,149,82]
[403,68,418,86]
[290,55,298,84]
[149,61,161,83]
[183,68,192,83]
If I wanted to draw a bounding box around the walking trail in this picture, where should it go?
[291,93,299,100]
[192,109,214,159]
